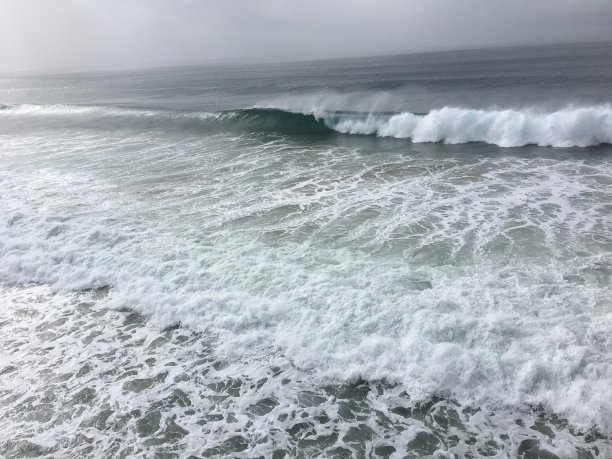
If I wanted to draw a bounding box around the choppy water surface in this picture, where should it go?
[1,43,611,458]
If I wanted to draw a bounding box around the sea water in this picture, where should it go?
[0,42,611,458]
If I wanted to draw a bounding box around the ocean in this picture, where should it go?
[0,42,611,458]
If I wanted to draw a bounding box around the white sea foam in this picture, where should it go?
[1,118,611,451]
[5,283,607,458]
[322,105,612,147]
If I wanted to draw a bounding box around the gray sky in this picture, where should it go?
[1,0,612,72]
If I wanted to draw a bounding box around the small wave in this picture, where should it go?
[0,103,217,120]
[2,103,611,147]
[0,104,332,136]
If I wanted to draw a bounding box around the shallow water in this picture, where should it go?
[1,284,608,458]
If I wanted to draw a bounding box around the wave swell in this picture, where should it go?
[2,103,611,147]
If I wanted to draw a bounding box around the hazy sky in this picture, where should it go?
[1,0,612,72]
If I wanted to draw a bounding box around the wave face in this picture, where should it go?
[0,104,332,137]
[2,103,611,147]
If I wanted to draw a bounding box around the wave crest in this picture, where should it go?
[323,105,612,147]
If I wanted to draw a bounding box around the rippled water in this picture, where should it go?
[1,43,611,458]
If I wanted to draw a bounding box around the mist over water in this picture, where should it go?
[1,43,611,458]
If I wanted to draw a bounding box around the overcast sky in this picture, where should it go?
[1,0,612,72]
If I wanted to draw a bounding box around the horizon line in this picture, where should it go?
[1,39,610,78]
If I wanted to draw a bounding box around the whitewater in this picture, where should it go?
[1,42,611,458]
[326,105,612,147]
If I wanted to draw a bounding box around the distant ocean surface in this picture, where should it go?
[1,42,611,458]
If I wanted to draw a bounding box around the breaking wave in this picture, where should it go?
[1,102,611,147]
[325,105,612,148]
